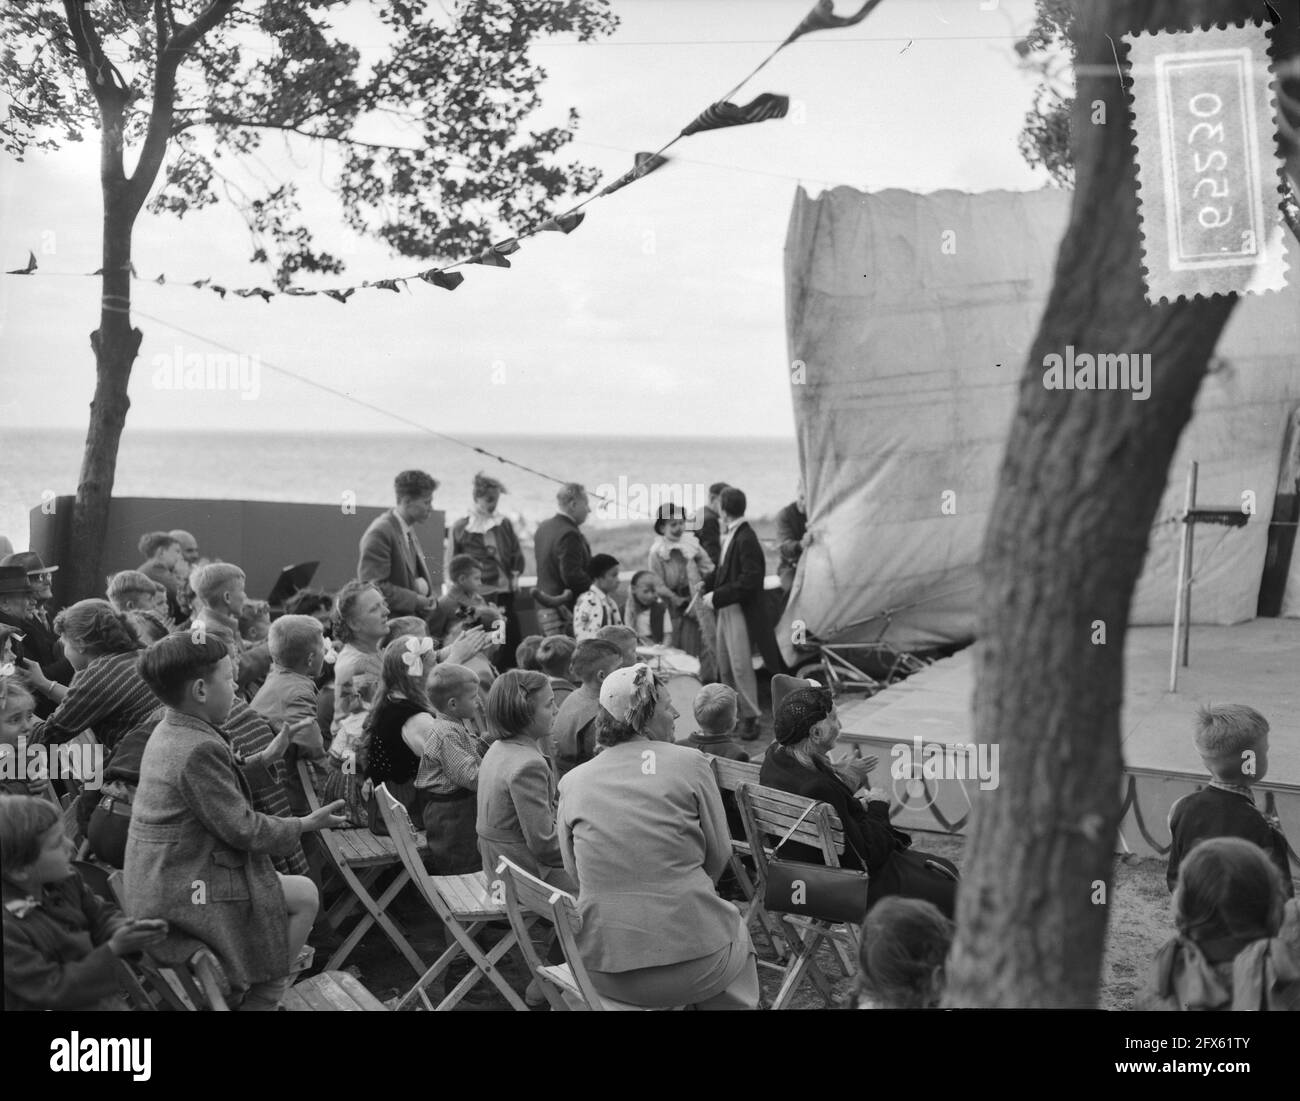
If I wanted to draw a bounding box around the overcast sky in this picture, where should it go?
[0,0,1046,437]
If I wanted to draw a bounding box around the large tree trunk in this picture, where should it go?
[67,199,141,602]
[944,0,1286,1007]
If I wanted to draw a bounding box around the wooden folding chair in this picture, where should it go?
[708,756,790,965]
[495,857,675,1011]
[735,781,861,1009]
[297,759,430,976]
[376,782,529,1011]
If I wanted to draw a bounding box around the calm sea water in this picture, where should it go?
[0,428,799,551]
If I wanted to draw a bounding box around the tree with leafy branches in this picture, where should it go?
[0,0,617,600]
[945,0,1298,1007]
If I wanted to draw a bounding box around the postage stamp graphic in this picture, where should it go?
[1126,23,1290,303]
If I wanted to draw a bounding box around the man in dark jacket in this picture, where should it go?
[0,565,68,720]
[532,483,592,636]
[702,487,783,738]
[357,469,440,619]
[775,484,808,595]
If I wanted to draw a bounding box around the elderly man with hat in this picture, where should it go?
[0,560,72,718]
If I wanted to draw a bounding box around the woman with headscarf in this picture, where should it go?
[760,686,958,917]
[451,473,526,669]
[647,503,716,682]
[556,663,759,1009]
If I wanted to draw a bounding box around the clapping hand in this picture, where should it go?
[263,718,316,763]
[302,799,349,832]
[445,625,491,664]
[109,918,169,958]
[838,754,878,792]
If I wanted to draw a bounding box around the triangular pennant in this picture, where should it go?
[234,287,273,301]
[283,286,316,296]
[538,211,585,234]
[324,288,354,303]
[129,262,138,278]
[91,268,104,276]
[369,278,402,292]
[191,277,210,289]
[154,273,165,284]
[418,269,464,291]
[6,251,36,275]
[211,285,227,298]
[681,93,790,136]
[492,238,520,256]
[472,247,512,269]
[598,152,669,197]
[783,0,884,47]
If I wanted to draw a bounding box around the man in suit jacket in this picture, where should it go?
[358,469,440,619]
[703,486,783,739]
[531,483,592,636]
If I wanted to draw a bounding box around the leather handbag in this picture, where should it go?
[763,801,871,925]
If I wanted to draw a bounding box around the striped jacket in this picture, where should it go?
[34,650,160,755]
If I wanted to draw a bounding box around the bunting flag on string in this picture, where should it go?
[681,93,790,137]
[472,239,519,268]
[598,152,669,198]
[5,1,882,305]
[783,0,885,47]
[538,211,585,234]
[419,269,464,291]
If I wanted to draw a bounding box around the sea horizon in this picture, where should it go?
[2,427,801,553]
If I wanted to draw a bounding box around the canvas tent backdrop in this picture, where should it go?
[779,186,1300,661]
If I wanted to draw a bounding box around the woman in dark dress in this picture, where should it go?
[759,686,958,917]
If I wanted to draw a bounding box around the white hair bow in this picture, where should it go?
[402,635,434,676]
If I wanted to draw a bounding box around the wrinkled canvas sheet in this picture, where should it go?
[780,186,1300,661]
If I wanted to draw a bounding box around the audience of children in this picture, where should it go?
[1167,704,1294,898]
[9,524,1300,1018]
[549,638,622,778]
[572,554,624,641]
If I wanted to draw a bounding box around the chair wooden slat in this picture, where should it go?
[376,783,529,1011]
[735,782,861,1009]
[296,760,429,977]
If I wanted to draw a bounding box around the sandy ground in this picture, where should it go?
[324,829,1184,1011]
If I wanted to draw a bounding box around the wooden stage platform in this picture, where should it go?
[834,618,1300,867]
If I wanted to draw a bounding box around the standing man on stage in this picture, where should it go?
[358,469,440,620]
[695,482,728,569]
[532,483,592,636]
[702,486,783,740]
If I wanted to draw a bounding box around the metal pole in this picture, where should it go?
[1169,461,1196,692]
[1181,462,1198,668]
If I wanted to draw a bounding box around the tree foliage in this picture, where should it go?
[0,0,619,287]
[1014,0,1079,187]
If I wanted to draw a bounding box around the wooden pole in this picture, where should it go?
[1169,461,1197,692]
[1180,461,1198,668]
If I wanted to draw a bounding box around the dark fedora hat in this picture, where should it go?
[0,551,57,577]
[654,502,688,535]
[0,565,36,597]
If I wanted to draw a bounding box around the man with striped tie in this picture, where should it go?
[358,469,440,621]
